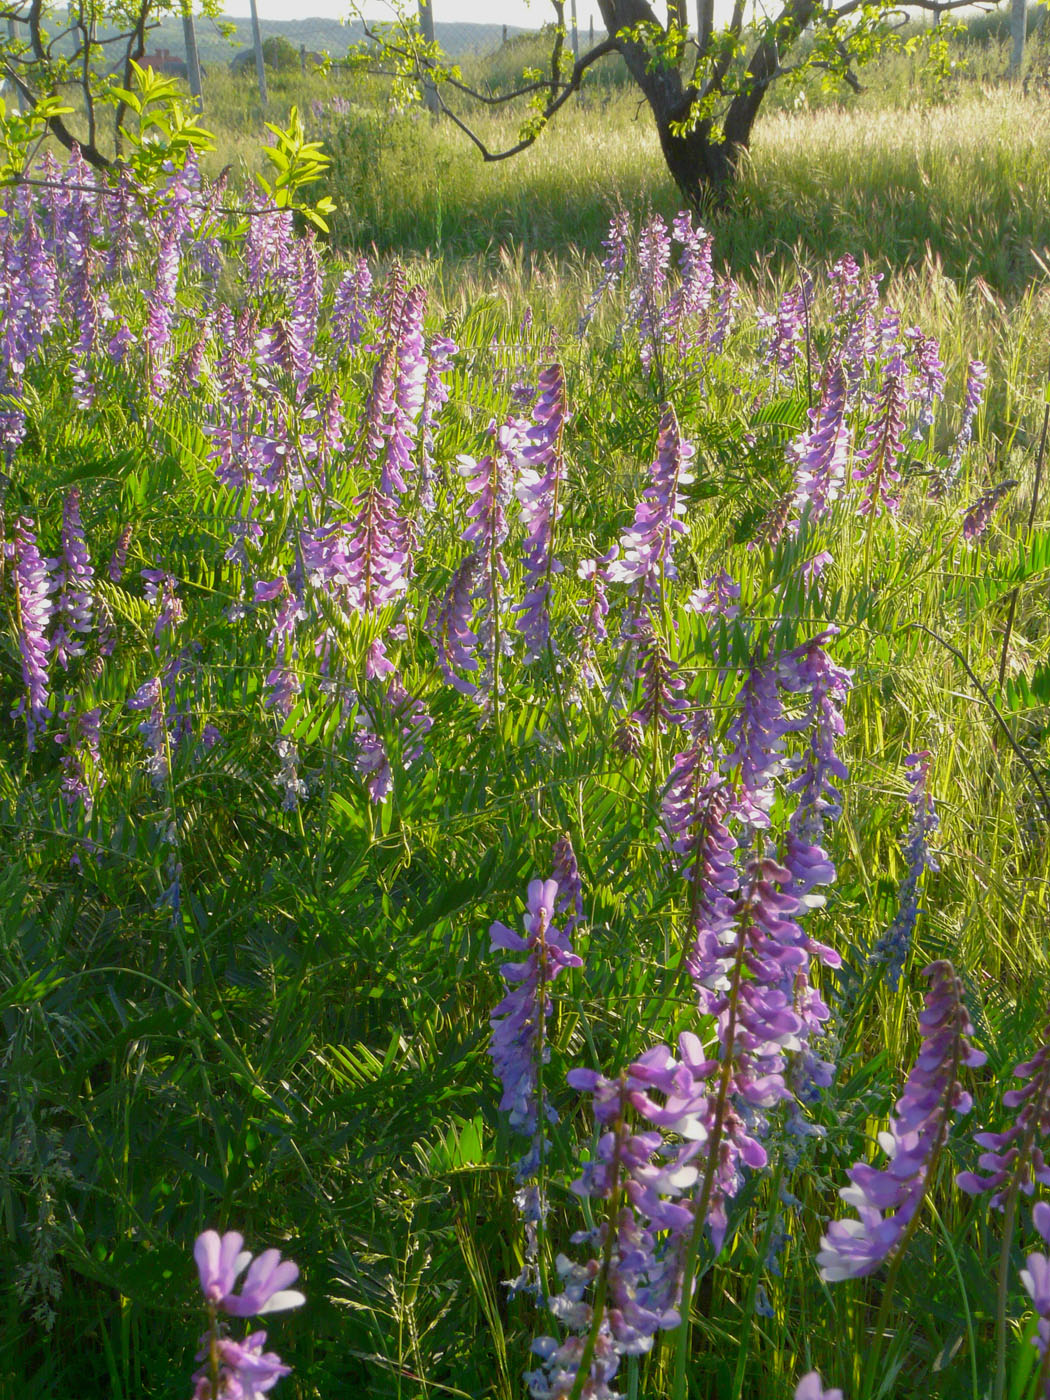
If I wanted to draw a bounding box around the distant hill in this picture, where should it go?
[140,14,531,64]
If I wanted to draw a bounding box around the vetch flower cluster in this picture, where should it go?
[818,960,985,1282]
[191,1230,304,1400]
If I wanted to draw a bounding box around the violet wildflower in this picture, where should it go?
[515,364,568,661]
[127,677,168,788]
[191,1231,303,1400]
[943,358,987,487]
[574,549,614,692]
[142,567,185,643]
[11,515,53,751]
[274,737,307,811]
[429,554,482,696]
[723,653,789,830]
[51,487,94,669]
[663,212,713,351]
[338,488,413,615]
[1020,1202,1050,1394]
[607,404,694,601]
[957,1014,1050,1208]
[762,278,811,386]
[490,877,582,1156]
[331,255,373,349]
[144,226,181,397]
[905,326,946,437]
[58,705,103,815]
[108,525,132,584]
[529,1043,710,1398]
[853,359,908,517]
[790,361,851,523]
[191,1330,291,1400]
[962,479,1017,541]
[419,331,458,509]
[686,570,740,622]
[627,214,672,370]
[707,277,738,354]
[818,960,984,1281]
[380,284,428,498]
[870,750,939,990]
[551,834,584,934]
[578,210,630,337]
[795,1375,843,1400]
[459,429,517,690]
[632,622,689,733]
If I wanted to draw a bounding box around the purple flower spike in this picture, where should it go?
[962,478,1017,541]
[790,361,850,522]
[943,358,987,487]
[489,876,582,1147]
[1020,1202,1050,1389]
[52,487,94,669]
[957,1013,1050,1208]
[515,363,568,662]
[578,209,630,337]
[11,515,54,751]
[608,404,695,601]
[818,961,984,1282]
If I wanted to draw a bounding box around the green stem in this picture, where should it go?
[567,1095,629,1400]
[671,898,752,1400]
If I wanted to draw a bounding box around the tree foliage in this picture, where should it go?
[350,0,995,206]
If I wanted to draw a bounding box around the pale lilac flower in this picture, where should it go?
[127,677,168,787]
[818,961,985,1281]
[943,359,987,486]
[574,548,614,690]
[428,554,481,696]
[686,570,740,621]
[195,1232,304,1317]
[628,214,672,369]
[192,1330,291,1399]
[707,277,738,354]
[632,623,689,732]
[331,255,373,348]
[490,877,581,1139]
[108,525,132,584]
[795,1374,843,1400]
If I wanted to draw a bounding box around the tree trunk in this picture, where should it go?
[595,0,815,207]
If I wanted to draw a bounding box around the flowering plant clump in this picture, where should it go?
[1,163,1044,1400]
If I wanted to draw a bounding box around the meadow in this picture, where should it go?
[1,17,1049,1400]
